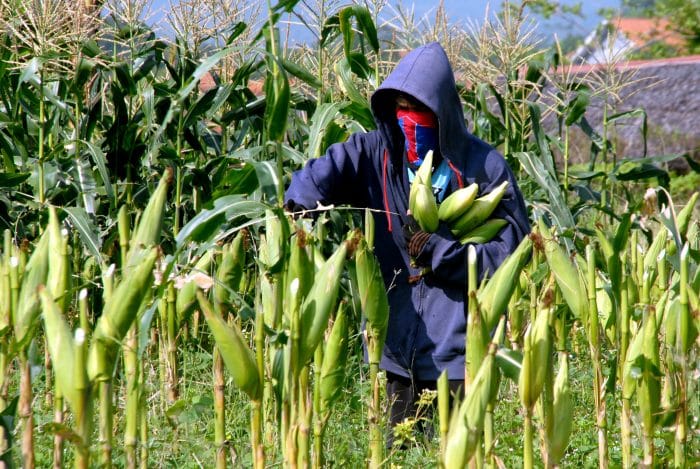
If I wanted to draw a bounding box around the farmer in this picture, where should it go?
[284,42,530,443]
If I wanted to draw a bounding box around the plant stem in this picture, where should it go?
[368,362,384,469]
[52,389,64,469]
[253,300,265,469]
[214,347,226,469]
[139,363,149,469]
[99,380,113,467]
[166,283,179,403]
[124,325,138,469]
[523,407,533,469]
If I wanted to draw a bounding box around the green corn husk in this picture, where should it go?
[127,168,172,268]
[39,287,80,410]
[46,207,71,313]
[676,191,698,238]
[175,251,213,326]
[14,227,50,346]
[459,218,508,245]
[355,241,389,365]
[214,232,246,314]
[88,248,158,382]
[540,220,588,321]
[319,302,349,415]
[519,304,552,410]
[197,290,261,400]
[443,351,496,468]
[409,149,434,211]
[438,183,479,223]
[637,312,661,435]
[450,180,508,237]
[364,207,375,249]
[643,228,668,274]
[549,352,573,465]
[412,183,439,233]
[259,209,289,274]
[299,241,347,364]
[284,230,314,323]
[476,235,533,332]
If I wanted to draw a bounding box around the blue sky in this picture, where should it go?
[147,0,622,43]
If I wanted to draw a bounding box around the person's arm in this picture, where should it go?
[284,132,370,211]
[413,151,530,287]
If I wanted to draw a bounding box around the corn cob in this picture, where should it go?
[355,240,389,365]
[443,349,496,468]
[284,229,314,324]
[676,191,698,239]
[540,220,588,321]
[459,218,508,245]
[412,183,439,232]
[14,227,50,346]
[438,183,479,223]
[549,352,573,465]
[476,235,533,332]
[39,286,80,410]
[450,180,509,238]
[46,206,71,313]
[127,168,172,268]
[298,241,347,364]
[259,209,290,274]
[88,248,158,382]
[175,251,213,326]
[519,303,552,410]
[319,302,349,415]
[214,232,246,314]
[197,290,261,400]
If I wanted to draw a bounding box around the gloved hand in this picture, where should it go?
[402,215,431,258]
[284,199,307,218]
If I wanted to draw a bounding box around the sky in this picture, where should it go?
[146,0,623,44]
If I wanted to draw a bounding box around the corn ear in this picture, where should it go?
[175,251,213,326]
[450,180,508,237]
[127,167,172,268]
[549,353,573,464]
[299,241,347,364]
[39,286,80,410]
[197,290,261,400]
[355,240,389,364]
[637,312,661,433]
[14,227,50,346]
[259,208,289,274]
[408,149,434,210]
[476,235,533,332]
[676,191,698,238]
[519,304,552,410]
[88,248,158,381]
[214,233,246,314]
[46,206,71,313]
[364,207,375,249]
[459,218,508,245]
[540,220,588,320]
[412,183,439,233]
[443,351,495,468]
[284,230,314,323]
[319,302,349,415]
[438,183,479,223]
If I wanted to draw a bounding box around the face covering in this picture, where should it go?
[396,108,438,170]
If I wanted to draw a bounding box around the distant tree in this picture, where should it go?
[622,0,700,53]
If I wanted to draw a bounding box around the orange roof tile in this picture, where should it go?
[612,17,685,48]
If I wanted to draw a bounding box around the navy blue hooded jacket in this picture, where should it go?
[285,42,530,380]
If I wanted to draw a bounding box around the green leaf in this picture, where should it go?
[176,196,266,246]
[307,103,343,158]
[281,58,321,89]
[62,207,103,264]
[496,347,522,382]
[0,172,29,187]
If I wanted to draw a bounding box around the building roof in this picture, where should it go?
[612,17,685,49]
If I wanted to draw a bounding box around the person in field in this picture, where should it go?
[284,42,530,444]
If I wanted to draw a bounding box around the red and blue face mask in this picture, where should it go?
[396,108,438,170]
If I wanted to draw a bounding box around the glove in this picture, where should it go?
[402,215,431,258]
[284,199,307,219]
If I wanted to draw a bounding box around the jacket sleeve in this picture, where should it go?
[414,151,530,288]
[284,132,371,210]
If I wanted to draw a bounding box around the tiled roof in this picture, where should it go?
[612,17,685,48]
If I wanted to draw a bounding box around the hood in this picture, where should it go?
[371,42,469,165]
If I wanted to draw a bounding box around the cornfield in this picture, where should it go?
[0,0,698,468]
